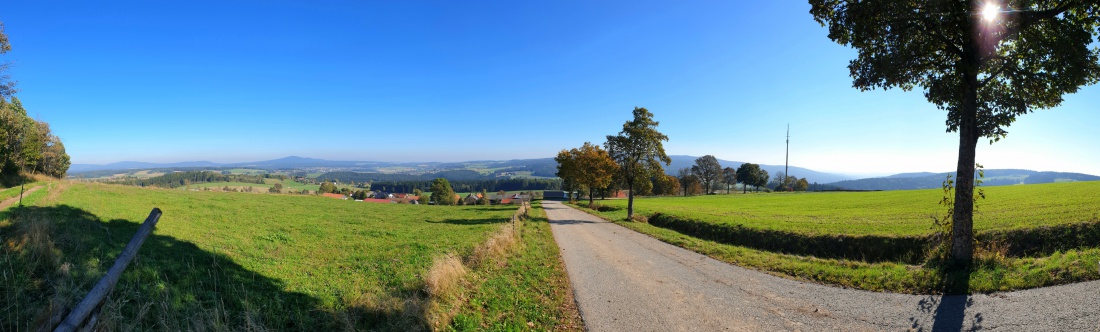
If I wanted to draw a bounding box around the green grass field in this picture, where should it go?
[0,182,575,330]
[589,181,1100,236]
[186,178,349,193]
[573,181,1100,294]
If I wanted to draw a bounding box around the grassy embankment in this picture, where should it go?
[573,181,1100,294]
[1,181,579,331]
[448,201,582,331]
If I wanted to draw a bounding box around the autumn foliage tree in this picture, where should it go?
[652,173,680,196]
[605,107,671,219]
[810,0,1100,263]
[555,142,619,206]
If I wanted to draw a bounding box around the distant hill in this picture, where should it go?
[827,169,1100,190]
[229,156,371,169]
[664,155,853,184]
[68,156,561,178]
[69,155,853,183]
[69,160,221,173]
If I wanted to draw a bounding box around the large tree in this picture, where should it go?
[691,155,722,195]
[810,0,1100,263]
[677,167,697,196]
[722,167,737,194]
[555,148,580,202]
[753,168,770,193]
[653,173,681,196]
[735,163,762,194]
[556,142,619,206]
[429,178,456,205]
[605,107,671,219]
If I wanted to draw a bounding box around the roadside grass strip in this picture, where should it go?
[449,202,584,331]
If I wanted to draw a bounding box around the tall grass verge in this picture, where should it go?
[425,203,530,331]
[449,202,583,331]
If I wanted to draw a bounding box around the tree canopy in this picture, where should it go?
[691,155,722,194]
[0,22,16,99]
[429,178,456,205]
[736,163,767,193]
[556,142,619,206]
[722,167,737,194]
[810,0,1100,263]
[605,107,671,219]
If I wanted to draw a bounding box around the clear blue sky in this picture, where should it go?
[3,1,1098,176]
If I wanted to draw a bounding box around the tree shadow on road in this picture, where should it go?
[910,263,983,331]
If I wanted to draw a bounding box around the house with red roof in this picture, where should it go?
[321,193,346,199]
[360,198,393,203]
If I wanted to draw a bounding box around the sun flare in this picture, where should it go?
[981,3,999,21]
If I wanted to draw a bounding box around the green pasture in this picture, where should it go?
[2,182,520,330]
[590,181,1100,236]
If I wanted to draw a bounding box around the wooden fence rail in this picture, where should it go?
[53,208,163,332]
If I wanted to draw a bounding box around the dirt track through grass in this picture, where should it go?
[0,186,40,210]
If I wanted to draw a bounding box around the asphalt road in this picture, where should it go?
[543,200,1100,331]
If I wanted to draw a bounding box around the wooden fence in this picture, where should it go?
[51,208,163,332]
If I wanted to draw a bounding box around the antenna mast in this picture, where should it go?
[785,124,789,190]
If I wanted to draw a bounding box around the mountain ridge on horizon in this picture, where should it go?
[68,155,1098,186]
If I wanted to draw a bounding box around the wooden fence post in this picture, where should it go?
[54,208,163,332]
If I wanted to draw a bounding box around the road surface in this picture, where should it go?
[543,200,1099,331]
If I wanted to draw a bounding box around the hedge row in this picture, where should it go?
[645,212,1100,263]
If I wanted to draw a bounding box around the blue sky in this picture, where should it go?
[3,1,1098,176]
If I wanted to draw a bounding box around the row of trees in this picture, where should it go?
[0,24,70,180]
[556,145,812,204]
[111,171,267,188]
[365,178,561,194]
[556,109,825,217]
[555,107,671,218]
[677,156,782,195]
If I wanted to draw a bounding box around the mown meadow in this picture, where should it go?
[1,181,579,331]
[575,181,1100,294]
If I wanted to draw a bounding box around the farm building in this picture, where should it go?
[321,193,347,199]
[359,198,392,203]
[543,190,568,200]
[463,193,483,205]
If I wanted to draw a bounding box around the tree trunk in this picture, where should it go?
[951,128,978,264]
[626,180,635,219]
[588,187,595,206]
[951,25,981,265]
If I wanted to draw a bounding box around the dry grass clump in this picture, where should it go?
[423,253,468,330]
[466,225,518,270]
[425,254,468,299]
[425,204,530,330]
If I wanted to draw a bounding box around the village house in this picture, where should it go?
[462,193,483,205]
[321,193,347,200]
